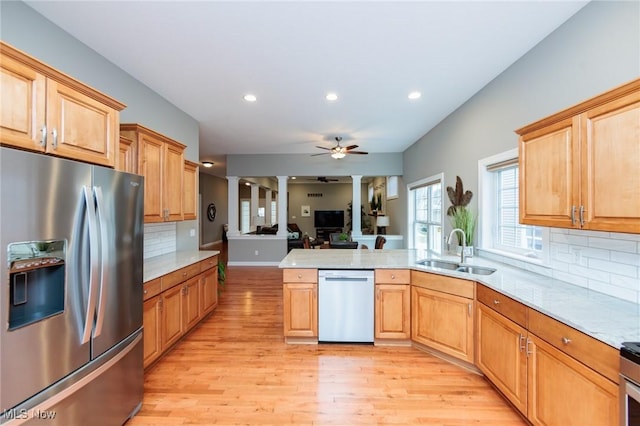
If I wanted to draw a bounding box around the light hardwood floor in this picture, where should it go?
[128,266,526,425]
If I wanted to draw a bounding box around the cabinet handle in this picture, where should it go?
[159,298,163,310]
[51,128,58,148]
[183,272,187,277]
[493,299,500,305]
[391,274,395,280]
[468,303,472,316]
[526,338,533,357]
[40,126,47,146]
[297,274,302,279]
[561,337,572,345]
[579,206,585,227]
[571,205,577,225]
[144,289,148,295]
[519,334,526,352]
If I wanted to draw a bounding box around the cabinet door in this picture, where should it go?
[283,283,317,337]
[581,91,640,233]
[476,303,528,414]
[519,117,580,228]
[139,134,164,222]
[183,160,198,221]
[45,79,118,167]
[0,55,46,151]
[164,141,184,222]
[143,295,162,368]
[375,284,410,340]
[527,334,618,426]
[161,284,183,350]
[199,268,218,316]
[411,286,474,363]
[117,135,136,174]
[183,277,201,331]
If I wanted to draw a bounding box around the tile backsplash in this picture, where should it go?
[143,222,177,259]
[481,228,640,303]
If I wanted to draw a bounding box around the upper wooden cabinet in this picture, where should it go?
[183,160,199,221]
[517,78,640,233]
[120,123,186,223]
[0,42,125,167]
[117,135,136,173]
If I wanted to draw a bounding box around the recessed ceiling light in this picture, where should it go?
[291,176,297,180]
[245,182,251,186]
[243,94,257,102]
[408,91,422,100]
[202,161,214,168]
[325,93,338,101]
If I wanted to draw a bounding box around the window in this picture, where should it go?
[271,200,277,225]
[479,150,547,262]
[408,174,443,254]
[240,199,250,234]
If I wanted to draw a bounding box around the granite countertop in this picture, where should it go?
[279,248,640,349]
[144,250,220,283]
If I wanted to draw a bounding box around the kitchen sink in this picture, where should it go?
[416,259,459,270]
[416,259,496,276]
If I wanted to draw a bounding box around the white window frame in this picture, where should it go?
[478,149,549,265]
[240,199,250,234]
[270,200,277,225]
[407,173,444,254]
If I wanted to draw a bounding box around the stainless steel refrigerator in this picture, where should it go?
[0,147,144,425]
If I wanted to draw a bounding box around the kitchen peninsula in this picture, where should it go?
[279,248,639,426]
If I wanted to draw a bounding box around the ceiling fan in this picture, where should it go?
[311,136,368,159]
[308,176,339,183]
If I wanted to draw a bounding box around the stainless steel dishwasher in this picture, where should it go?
[318,269,374,343]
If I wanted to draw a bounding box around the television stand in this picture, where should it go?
[316,227,343,241]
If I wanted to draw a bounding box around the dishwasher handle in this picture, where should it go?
[322,276,372,282]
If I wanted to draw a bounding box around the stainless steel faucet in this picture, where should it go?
[448,228,467,264]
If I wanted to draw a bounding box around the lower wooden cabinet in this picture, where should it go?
[283,283,317,338]
[161,284,184,350]
[375,284,410,340]
[527,334,618,426]
[183,276,201,331]
[142,295,162,368]
[476,303,528,414]
[199,267,218,316]
[143,256,219,368]
[476,292,619,426]
[411,271,475,363]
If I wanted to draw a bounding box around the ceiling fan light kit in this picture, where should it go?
[312,136,369,159]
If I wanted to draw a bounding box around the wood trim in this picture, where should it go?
[0,41,126,111]
[515,77,640,135]
[120,123,186,150]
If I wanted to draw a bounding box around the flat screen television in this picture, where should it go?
[314,210,344,228]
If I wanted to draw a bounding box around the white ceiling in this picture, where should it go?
[26,0,587,166]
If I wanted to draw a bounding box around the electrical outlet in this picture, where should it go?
[254,250,259,256]
[189,229,195,237]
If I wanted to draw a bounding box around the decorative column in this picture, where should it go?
[265,189,272,225]
[226,176,240,237]
[351,175,363,237]
[277,176,288,237]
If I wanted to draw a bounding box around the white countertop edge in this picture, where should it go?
[144,250,220,282]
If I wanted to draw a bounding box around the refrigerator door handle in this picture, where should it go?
[93,186,109,337]
[81,186,100,345]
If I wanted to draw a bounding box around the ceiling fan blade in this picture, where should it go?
[344,144,359,151]
[346,151,368,155]
[310,152,330,156]
[315,146,332,151]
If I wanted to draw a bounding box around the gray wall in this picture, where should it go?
[200,173,229,245]
[2,1,201,251]
[403,0,639,241]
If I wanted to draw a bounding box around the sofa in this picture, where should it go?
[257,223,306,252]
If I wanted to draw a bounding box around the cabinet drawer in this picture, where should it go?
[282,269,317,283]
[200,256,218,272]
[143,278,161,301]
[477,284,527,328]
[411,270,474,299]
[528,308,618,384]
[375,269,410,284]
[161,263,201,291]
